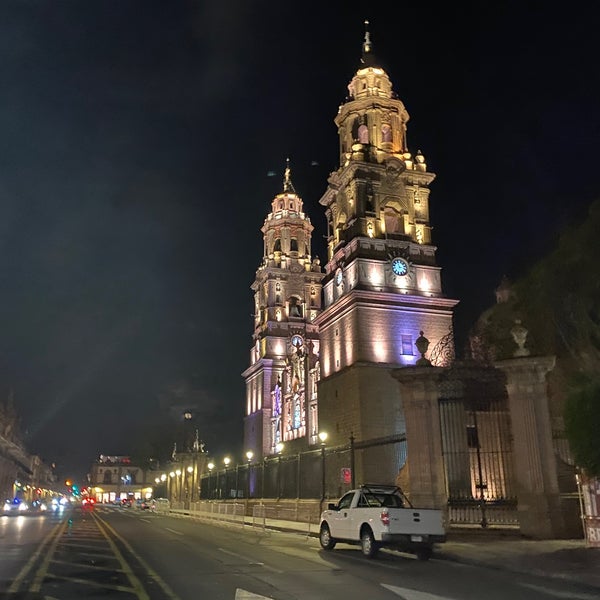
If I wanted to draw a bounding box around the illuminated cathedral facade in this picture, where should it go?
[243,24,458,465]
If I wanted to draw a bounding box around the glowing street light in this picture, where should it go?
[223,457,231,499]
[276,443,285,499]
[207,462,215,499]
[245,451,254,500]
[319,431,328,508]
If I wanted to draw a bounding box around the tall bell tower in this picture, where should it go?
[243,161,325,459]
[315,23,459,477]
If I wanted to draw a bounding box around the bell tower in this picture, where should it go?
[243,161,325,459]
[315,23,459,470]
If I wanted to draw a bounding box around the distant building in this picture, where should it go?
[89,455,154,503]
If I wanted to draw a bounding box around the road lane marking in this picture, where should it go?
[381,584,454,599]
[165,527,184,535]
[8,520,66,593]
[94,512,182,600]
[46,516,143,598]
[235,589,274,599]
[219,548,284,573]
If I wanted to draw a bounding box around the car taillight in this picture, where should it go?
[380,510,390,526]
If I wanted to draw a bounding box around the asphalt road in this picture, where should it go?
[0,504,597,600]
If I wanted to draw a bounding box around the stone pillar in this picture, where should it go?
[390,367,447,510]
[495,355,570,538]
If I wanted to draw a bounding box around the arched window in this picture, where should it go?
[288,297,303,318]
[358,125,369,144]
[290,238,298,252]
[382,124,392,143]
[103,471,112,484]
[273,239,281,252]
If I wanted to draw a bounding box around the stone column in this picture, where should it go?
[390,367,447,510]
[495,355,569,538]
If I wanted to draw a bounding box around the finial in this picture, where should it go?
[362,20,372,58]
[360,20,378,67]
[415,331,432,366]
[511,319,531,357]
[363,20,372,52]
[283,157,296,193]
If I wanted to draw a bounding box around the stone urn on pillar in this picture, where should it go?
[415,331,431,366]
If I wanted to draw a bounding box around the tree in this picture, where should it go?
[564,373,600,478]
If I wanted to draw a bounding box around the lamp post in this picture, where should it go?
[319,432,328,509]
[207,462,215,499]
[169,471,175,504]
[245,451,253,501]
[175,469,182,504]
[223,457,231,499]
[275,442,284,500]
[349,432,356,488]
[187,465,194,506]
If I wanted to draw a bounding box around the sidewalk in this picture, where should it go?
[436,529,600,591]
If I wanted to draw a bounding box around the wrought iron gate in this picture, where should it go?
[439,392,518,528]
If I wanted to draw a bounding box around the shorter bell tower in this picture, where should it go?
[243,161,325,459]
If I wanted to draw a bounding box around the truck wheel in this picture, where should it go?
[360,527,379,558]
[319,524,336,550]
[415,546,432,561]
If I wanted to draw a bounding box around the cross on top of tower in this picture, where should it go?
[283,157,296,194]
[360,20,378,68]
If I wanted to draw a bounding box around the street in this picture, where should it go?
[0,504,597,600]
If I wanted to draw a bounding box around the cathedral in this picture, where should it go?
[243,24,458,479]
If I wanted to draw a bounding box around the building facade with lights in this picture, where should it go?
[89,455,154,503]
[238,25,580,538]
[243,28,458,476]
[243,161,325,458]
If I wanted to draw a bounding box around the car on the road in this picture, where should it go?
[3,497,29,514]
[82,497,96,510]
[150,498,170,513]
[29,499,48,513]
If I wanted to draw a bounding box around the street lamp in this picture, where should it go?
[169,472,175,504]
[175,469,182,503]
[319,432,328,508]
[245,451,254,501]
[223,457,231,499]
[276,443,284,500]
[187,465,194,505]
[207,462,215,499]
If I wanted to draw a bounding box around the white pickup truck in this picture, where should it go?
[319,484,446,560]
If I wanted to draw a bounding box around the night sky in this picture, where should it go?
[1,2,598,482]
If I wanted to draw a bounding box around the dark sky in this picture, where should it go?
[1,2,599,482]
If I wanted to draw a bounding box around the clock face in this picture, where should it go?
[335,268,343,286]
[291,334,303,348]
[391,257,409,276]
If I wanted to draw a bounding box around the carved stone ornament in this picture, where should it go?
[510,319,530,357]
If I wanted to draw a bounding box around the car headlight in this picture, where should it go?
[18,502,28,511]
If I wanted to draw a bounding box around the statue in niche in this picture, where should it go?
[380,159,406,196]
[289,297,302,317]
[289,346,305,392]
